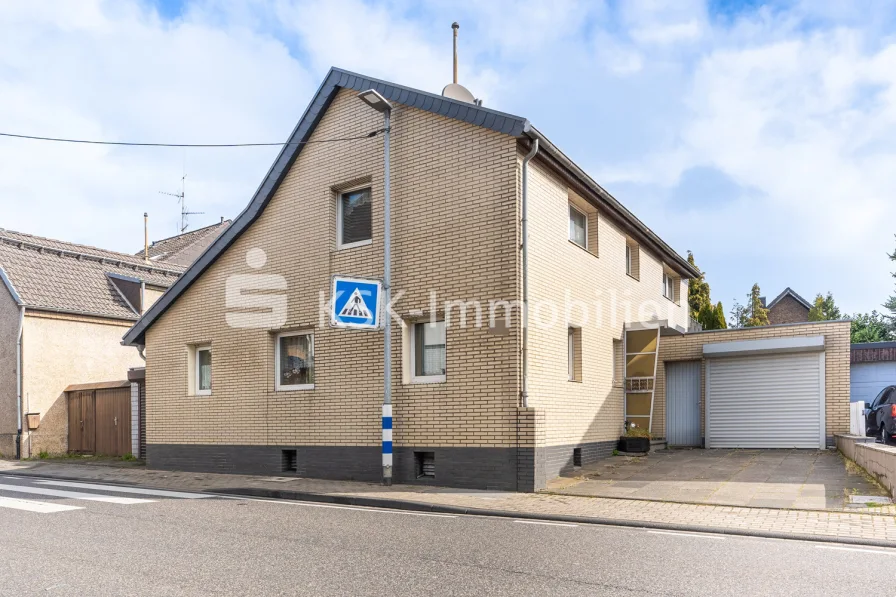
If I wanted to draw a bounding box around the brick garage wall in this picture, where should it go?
[656,320,851,444]
[144,89,525,488]
[523,154,690,476]
[768,295,810,325]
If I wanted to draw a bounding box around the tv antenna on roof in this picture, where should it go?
[159,172,203,233]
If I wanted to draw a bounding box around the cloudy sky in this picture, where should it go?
[1,0,895,316]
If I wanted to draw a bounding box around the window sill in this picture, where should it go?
[192,391,212,397]
[337,239,372,251]
[626,273,640,282]
[410,376,446,385]
[568,378,582,383]
[276,384,315,392]
[568,239,597,257]
[663,295,678,304]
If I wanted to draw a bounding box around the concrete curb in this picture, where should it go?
[4,469,894,550]
[210,487,896,549]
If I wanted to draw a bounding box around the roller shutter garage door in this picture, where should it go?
[706,352,824,449]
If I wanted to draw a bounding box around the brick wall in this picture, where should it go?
[524,154,690,471]
[656,320,851,442]
[768,295,810,325]
[144,89,523,473]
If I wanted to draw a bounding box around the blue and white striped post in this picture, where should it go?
[382,404,392,483]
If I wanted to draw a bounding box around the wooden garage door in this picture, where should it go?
[707,352,824,449]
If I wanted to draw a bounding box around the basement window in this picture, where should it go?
[573,448,582,468]
[415,451,435,479]
[282,449,297,473]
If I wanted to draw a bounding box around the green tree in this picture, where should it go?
[886,235,896,331]
[698,300,727,330]
[745,283,769,327]
[687,251,711,320]
[851,311,893,343]
[729,298,749,329]
[808,292,842,322]
[713,301,728,330]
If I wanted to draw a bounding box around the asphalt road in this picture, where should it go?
[0,474,891,596]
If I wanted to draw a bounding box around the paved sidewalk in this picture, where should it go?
[2,459,895,546]
[548,449,891,511]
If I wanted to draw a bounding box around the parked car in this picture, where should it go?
[864,385,896,445]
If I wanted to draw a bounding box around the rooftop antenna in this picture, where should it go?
[442,22,479,105]
[159,172,203,233]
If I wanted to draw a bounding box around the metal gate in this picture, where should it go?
[666,361,702,447]
[67,382,132,456]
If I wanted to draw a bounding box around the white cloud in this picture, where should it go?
[1,0,894,314]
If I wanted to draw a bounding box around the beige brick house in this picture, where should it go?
[123,68,849,490]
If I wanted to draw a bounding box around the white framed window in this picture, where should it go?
[663,273,675,301]
[568,328,575,381]
[337,187,372,249]
[276,332,314,391]
[195,345,212,395]
[411,320,446,383]
[568,205,587,249]
[568,327,582,382]
[625,244,632,276]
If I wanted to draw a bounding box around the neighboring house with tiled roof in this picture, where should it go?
[0,228,186,458]
[138,219,231,267]
[765,287,812,325]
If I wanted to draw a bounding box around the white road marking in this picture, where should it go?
[232,497,456,518]
[36,480,210,499]
[816,545,896,556]
[0,483,154,505]
[0,496,83,513]
[648,530,725,540]
[514,520,578,527]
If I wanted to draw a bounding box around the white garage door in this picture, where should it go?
[707,352,824,449]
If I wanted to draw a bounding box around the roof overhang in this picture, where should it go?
[0,265,23,306]
[122,66,698,346]
[521,127,699,280]
[703,335,825,358]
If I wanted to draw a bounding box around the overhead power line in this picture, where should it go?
[0,128,388,148]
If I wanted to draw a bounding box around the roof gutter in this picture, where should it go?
[522,126,700,279]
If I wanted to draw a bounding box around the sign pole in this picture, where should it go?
[382,107,393,486]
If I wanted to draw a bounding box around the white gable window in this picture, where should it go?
[337,187,372,249]
[568,205,587,249]
[276,332,315,391]
[195,345,212,395]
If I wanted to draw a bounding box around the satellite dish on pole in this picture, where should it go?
[442,83,476,104]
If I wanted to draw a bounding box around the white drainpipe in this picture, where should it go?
[520,138,539,408]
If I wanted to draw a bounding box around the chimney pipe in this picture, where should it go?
[452,22,459,84]
[143,212,149,262]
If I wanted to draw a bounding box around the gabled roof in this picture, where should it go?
[123,66,700,346]
[137,219,231,267]
[0,229,184,321]
[767,287,813,310]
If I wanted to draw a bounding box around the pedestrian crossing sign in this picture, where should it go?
[331,276,382,330]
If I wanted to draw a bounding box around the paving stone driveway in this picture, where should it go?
[548,448,891,511]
